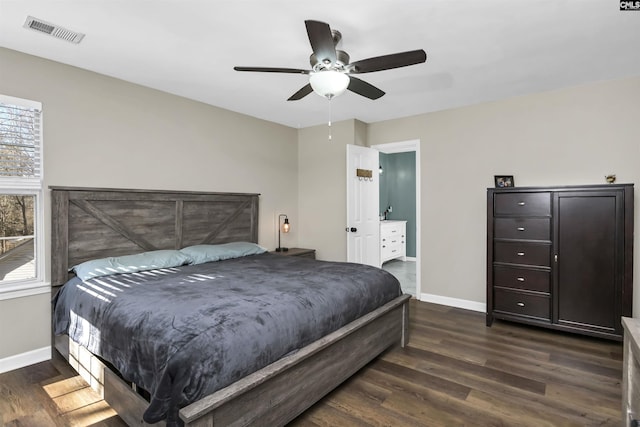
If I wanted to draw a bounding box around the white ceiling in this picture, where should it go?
[1,1,639,128]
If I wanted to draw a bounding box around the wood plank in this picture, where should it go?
[104,369,163,427]
[292,401,369,427]
[51,186,260,199]
[323,378,429,427]
[201,199,251,244]
[361,370,503,427]
[50,189,70,286]
[175,199,184,249]
[544,382,620,419]
[368,359,471,400]
[71,199,159,252]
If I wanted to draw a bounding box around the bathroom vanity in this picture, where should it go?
[380,220,407,266]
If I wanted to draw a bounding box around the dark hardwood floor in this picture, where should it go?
[0,300,623,426]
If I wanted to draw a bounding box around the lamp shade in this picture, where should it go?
[309,71,350,99]
[282,218,290,233]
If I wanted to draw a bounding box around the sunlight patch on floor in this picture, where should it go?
[42,375,117,424]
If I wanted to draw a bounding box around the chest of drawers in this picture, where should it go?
[380,220,406,266]
[487,184,634,340]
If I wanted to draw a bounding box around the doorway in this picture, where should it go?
[372,140,421,299]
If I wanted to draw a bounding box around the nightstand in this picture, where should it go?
[270,248,316,260]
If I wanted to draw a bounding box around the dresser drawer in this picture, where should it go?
[494,241,550,266]
[493,265,550,293]
[382,244,403,260]
[381,234,403,246]
[494,288,550,320]
[494,192,551,216]
[381,223,404,237]
[494,218,550,240]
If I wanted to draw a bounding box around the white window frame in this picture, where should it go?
[0,94,48,300]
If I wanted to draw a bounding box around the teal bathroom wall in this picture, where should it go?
[379,151,416,257]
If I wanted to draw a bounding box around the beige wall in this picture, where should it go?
[297,120,365,261]
[0,47,298,360]
[0,293,52,360]
[366,76,640,312]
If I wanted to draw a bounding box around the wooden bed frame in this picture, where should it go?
[50,186,411,427]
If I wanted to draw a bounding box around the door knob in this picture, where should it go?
[350,227,357,232]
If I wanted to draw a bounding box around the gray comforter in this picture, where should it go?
[52,253,401,425]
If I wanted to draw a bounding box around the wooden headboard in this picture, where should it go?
[50,187,260,287]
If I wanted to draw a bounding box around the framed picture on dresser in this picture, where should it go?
[494,175,514,188]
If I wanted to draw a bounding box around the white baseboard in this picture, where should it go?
[419,293,486,313]
[0,346,51,374]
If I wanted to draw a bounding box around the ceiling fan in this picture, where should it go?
[234,20,427,101]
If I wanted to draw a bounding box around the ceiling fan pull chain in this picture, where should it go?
[328,99,332,141]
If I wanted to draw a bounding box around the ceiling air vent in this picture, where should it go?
[23,16,85,44]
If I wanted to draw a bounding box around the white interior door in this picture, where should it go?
[346,144,380,267]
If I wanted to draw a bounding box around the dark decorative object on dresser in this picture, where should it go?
[270,247,316,259]
[486,183,634,341]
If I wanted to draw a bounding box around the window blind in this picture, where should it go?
[0,101,42,178]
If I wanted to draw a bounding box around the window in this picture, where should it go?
[0,94,45,297]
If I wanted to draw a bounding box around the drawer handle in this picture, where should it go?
[391,250,397,253]
[391,230,397,233]
[517,277,525,282]
[516,302,525,307]
[382,245,386,248]
[517,252,525,256]
[517,227,525,231]
[518,202,526,206]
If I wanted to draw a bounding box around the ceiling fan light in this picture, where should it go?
[309,71,350,99]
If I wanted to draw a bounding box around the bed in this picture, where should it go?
[50,187,411,427]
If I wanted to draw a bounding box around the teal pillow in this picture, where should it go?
[72,249,192,281]
[180,242,266,265]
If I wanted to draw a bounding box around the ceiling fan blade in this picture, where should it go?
[347,76,385,100]
[288,84,313,101]
[348,50,427,74]
[234,66,310,74]
[305,20,337,66]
